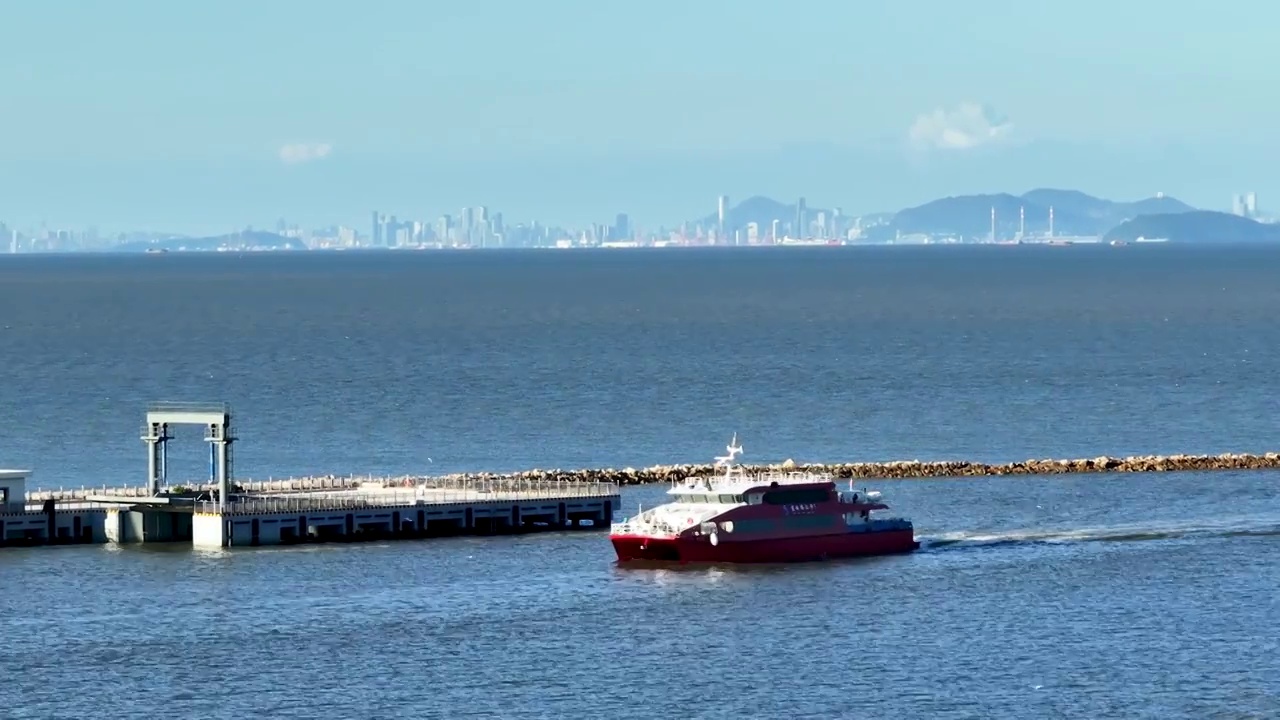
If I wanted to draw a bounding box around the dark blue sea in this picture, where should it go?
[1,245,1278,718]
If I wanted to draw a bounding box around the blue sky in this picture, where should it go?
[1,0,1277,233]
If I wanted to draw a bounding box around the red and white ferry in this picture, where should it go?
[610,436,919,564]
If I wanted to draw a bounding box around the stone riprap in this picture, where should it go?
[467,451,1280,486]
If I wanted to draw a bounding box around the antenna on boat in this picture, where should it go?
[714,433,742,467]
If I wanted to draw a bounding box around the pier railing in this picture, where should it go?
[25,474,619,504]
[147,401,231,415]
[14,501,116,513]
[192,480,619,515]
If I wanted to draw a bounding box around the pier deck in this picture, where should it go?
[193,481,618,548]
[3,473,620,550]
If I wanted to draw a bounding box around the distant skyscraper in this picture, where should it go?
[795,197,807,238]
[1245,192,1258,218]
[382,214,396,246]
[491,212,505,246]
[717,195,729,237]
[371,211,381,246]
[614,213,630,240]
[438,215,452,244]
[460,207,475,245]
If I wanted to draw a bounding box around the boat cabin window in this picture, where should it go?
[761,488,830,505]
[682,493,743,503]
[784,515,834,529]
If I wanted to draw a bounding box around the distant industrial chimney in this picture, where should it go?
[1049,206,1055,238]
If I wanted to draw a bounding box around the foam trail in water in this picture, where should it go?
[921,515,1280,552]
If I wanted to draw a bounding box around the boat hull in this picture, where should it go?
[611,529,919,564]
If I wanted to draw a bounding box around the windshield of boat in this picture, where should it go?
[676,493,744,504]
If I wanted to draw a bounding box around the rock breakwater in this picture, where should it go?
[438,451,1280,487]
[30,452,1280,502]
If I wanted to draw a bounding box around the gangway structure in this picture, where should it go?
[141,402,235,508]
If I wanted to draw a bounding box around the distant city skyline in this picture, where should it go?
[3,2,1279,232]
[4,186,1269,253]
[0,147,1271,238]
[0,178,1269,243]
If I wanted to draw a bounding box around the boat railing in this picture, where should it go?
[610,518,682,537]
[672,469,833,492]
[611,507,685,537]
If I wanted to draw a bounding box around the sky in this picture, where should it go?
[1,0,1278,234]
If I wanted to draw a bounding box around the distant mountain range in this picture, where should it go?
[694,189,1278,243]
[881,189,1195,239]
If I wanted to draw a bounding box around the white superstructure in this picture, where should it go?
[611,435,842,539]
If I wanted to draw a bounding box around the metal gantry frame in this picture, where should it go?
[141,402,236,509]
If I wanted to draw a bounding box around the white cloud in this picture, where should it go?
[278,142,333,164]
[908,103,1012,151]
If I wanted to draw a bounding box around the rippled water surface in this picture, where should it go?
[2,246,1280,717]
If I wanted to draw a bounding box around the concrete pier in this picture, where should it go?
[6,401,625,552]
[191,481,617,548]
[4,470,619,551]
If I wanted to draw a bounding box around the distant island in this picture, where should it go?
[1103,211,1280,244]
[688,188,1277,246]
[871,189,1195,241]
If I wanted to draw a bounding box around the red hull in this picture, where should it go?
[611,529,919,564]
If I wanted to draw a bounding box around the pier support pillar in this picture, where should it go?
[140,422,172,496]
[204,422,235,512]
[192,512,229,548]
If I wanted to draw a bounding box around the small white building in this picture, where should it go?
[0,469,29,512]
[1,469,108,545]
